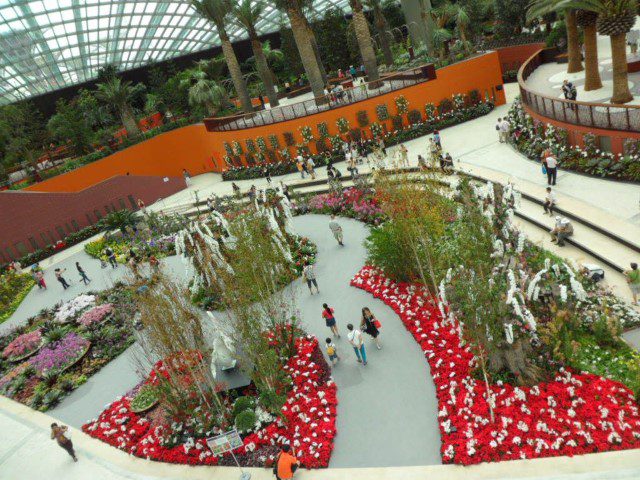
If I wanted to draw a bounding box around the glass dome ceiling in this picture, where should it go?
[0,0,349,105]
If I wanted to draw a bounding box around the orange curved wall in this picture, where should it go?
[26,52,505,193]
[524,105,640,154]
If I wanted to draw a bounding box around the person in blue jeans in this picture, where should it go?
[346,323,367,365]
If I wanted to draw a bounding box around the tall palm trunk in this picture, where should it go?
[121,106,141,137]
[304,18,328,85]
[310,34,328,84]
[583,24,602,91]
[288,8,326,101]
[218,27,253,113]
[250,35,280,107]
[351,1,380,83]
[374,8,394,66]
[565,10,583,73]
[419,0,436,55]
[610,33,633,103]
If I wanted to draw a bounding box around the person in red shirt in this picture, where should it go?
[322,303,340,338]
[276,444,298,480]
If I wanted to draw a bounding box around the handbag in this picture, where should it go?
[541,165,547,175]
[374,319,382,329]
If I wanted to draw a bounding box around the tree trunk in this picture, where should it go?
[610,33,633,104]
[351,3,380,83]
[374,8,394,66]
[288,8,326,101]
[251,36,279,107]
[307,24,328,84]
[565,10,583,74]
[419,0,436,55]
[121,106,141,137]
[220,36,253,113]
[583,23,602,91]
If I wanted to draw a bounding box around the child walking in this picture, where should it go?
[325,338,340,366]
[322,303,340,337]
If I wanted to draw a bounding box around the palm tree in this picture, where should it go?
[196,56,228,80]
[350,0,381,83]
[95,77,142,138]
[232,0,280,107]
[179,69,227,116]
[431,2,471,56]
[527,2,583,74]
[365,0,394,66]
[576,9,603,90]
[189,0,253,113]
[274,0,327,101]
[569,0,636,103]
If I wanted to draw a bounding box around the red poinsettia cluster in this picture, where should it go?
[351,266,640,465]
[82,336,337,468]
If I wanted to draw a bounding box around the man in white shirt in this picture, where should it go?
[328,215,344,246]
[346,323,367,365]
[543,187,556,215]
[545,153,558,185]
[499,118,510,143]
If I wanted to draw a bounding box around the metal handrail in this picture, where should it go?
[518,48,640,132]
[204,65,436,132]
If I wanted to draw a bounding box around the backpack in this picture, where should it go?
[570,85,577,98]
[327,345,336,356]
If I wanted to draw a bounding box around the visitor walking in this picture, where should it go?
[433,130,442,149]
[361,307,382,349]
[104,247,117,268]
[303,262,319,294]
[562,79,577,101]
[296,156,306,179]
[325,337,340,365]
[75,262,91,285]
[50,423,77,462]
[36,270,46,289]
[232,182,241,198]
[55,268,70,289]
[322,303,340,337]
[306,157,316,180]
[275,444,299,480]
[624,262,640,305]
[500,117,510,143]
[328,215,344,246]
[398,144,409,167]
[182,168,192,187]
[545,152,558,185]
[496,117,504,142]
[346,323,367,365]
[543,187,556,215]
[263,166,272,184]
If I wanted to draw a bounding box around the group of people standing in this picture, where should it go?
[322,304,383,367]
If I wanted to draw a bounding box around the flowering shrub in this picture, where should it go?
[376,104,389,121]
[351,266,640,465]
[336,117,350,134]
[298,187,384,225]
[2,330,42,360]
[78,303,114,327]
[508,99,640,182]
[317,122,329,139]
[0,272,35,324]
[232,141,243,156]
[395,95,409,115]
[256,136,267,152]
[268,134,280,150]
[83,336,337,468]
[30,332,90,376]
[54,294,96,323]
[299,126,314,143]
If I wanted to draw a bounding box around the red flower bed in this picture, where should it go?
[82,336,337,467]
[351,266,640,465]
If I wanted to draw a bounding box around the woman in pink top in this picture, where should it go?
[322,303,340,338]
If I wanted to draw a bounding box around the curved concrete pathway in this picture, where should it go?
[4,214,442,469]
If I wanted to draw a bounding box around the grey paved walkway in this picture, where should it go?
[27,215,442,468]
[288,215,441,468]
